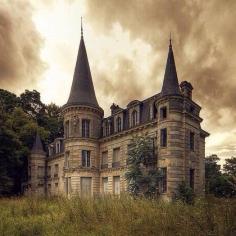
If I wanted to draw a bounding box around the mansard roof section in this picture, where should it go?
[65,34,100,109]
[161,40,181,96]
[31,133,45,155]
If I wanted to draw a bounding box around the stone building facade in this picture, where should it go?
[27,29,209,199]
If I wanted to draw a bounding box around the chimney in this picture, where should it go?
[180,81,193,99]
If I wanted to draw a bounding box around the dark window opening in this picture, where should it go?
[160,128,167,147]
[190,132,195,151]
[160,106,167,120]
[82,119,90,138]
[159,167,167,193]
[190,169,194,190]
[65,120,70,138]
[117,117,122,132]
[82,150,91,167]
[131,110,138,127]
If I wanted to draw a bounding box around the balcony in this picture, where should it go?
[112,161,120,168]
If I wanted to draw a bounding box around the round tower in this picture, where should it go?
[156,39,187,199]
[28,133,46,196]
[62,23,104,197]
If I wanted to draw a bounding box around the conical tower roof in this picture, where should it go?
[65,23,99,109]
[31,133,45,155]
[161,39,181,96]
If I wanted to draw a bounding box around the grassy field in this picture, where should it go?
[0,195,235,236]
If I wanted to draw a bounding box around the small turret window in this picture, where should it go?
[82,119,90,138]
[190,132,195,151]
[160,128,167,147]
[160,106,167,120]
[65,120,70,138]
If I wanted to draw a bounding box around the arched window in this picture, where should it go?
[116,117,122,132]
[131,110,137,127]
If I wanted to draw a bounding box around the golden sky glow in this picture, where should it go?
[0,0,236,164]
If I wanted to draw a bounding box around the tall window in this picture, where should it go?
[64,151,70,168]
[190,169,195,190]
[82,150,91,167]
[65,120,70,138]
[116,117,122,132]
[190,132,195,151]
[101,151,108,169]
[131,110,137,127]
[105,122,109,136]
[102,177,108,193]
[37,166,44,178]
[160,128,167,147]
[54,164,59,177]
[112,148,120,168]
[160,106,167,120]
[159,167,167,193]
[56,142,60,153]
[82,119,90,138]
[113,176,120,195]
[65,177,71,195]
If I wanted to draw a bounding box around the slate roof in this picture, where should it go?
[161,40,181,96]
[31,133,45,154]
[65,33,100,109]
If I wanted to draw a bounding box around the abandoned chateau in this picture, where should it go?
[26,28,209,199]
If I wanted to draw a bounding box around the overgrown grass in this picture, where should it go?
[0,195,235,236]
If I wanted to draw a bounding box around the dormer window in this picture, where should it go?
[105,121,110,136]
[160,106,167,120]
[82,119,90,138]
[131,110,138,127]
[116,117,122,132]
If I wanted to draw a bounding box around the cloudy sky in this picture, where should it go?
[0,0,236,163]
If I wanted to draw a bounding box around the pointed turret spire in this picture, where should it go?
[31,133,45,154]
[65,19,100,109]
[161,37,180,96]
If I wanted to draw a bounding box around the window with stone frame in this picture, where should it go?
[102,177,108,193]
[160,128,167,147]
[101,151,108,169]
[160,106,167,120]
[64,151,70,168]
[37,166,44,178]
[116,116,122,132]
[159,167,167,193]
[112,148,120,168]
[82,119,90,138]
[190,131,195,151]
[65,120,70,138]
[131,110,138,127]
[113,176,120,195]
[82,150,91,167]
[54,164,59,177]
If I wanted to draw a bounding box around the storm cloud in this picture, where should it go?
[86,0,236,132]
[0,0,44,92]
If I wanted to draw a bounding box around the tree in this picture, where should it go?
[125,135,161,197]
[175,182,194,204]
[223,157,236,176]
[205,155,236,197]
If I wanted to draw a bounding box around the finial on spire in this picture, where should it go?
[81,16,83,37]
[169,32,172,47]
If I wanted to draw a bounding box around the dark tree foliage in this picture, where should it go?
[125,135,161,198]
[205,155,236,198]
[175,181,194,204]
[0,89,63,196]
[223,157,236,176]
